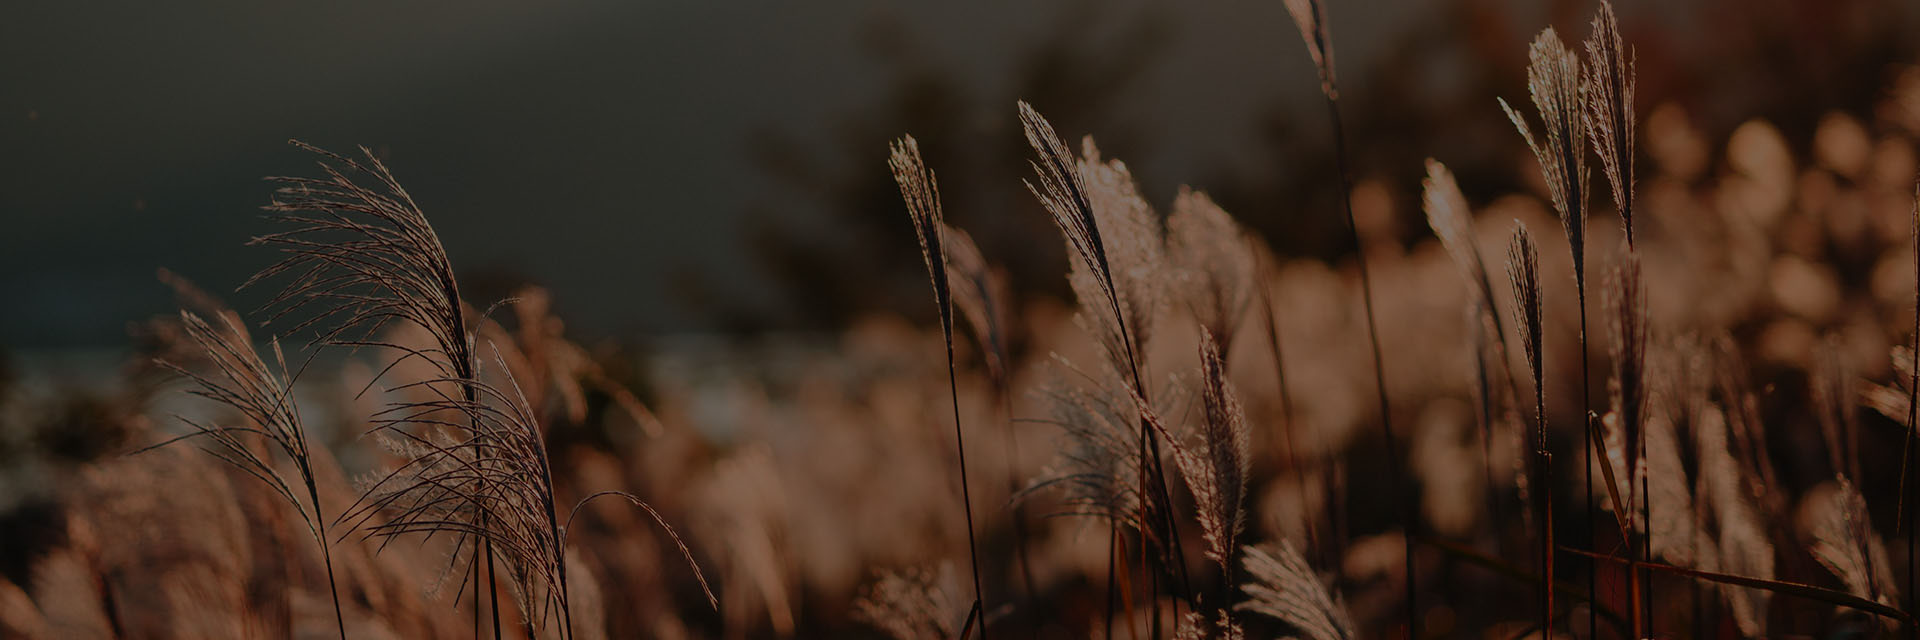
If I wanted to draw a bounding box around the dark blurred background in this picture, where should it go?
[2,0,1915,349]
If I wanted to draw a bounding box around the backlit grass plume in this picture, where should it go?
[1018,100,1191,625]
[1506,222,1552,639]
[1180,329,1251,576]
[1584,0,1636,246]
[250,141,478,386]
[251,141,501,634]
[1500,30,1590,281]
[1426,160,1527,537]
[1501,30,1596,635]
[888,135,988,638]
[1235,541,1353,640]
[146,310,347,640]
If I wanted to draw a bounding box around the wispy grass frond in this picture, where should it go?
[1643,413,1698,565]
[250,141,476,386]
[1019,100,1189,617]
[1599,250,1646,534]
[345,346,711,638]
[890,136,953,346]
[1018,101,1144,384]
[1174,609,1244,640]
[153,311,316,542]
[147,309,346,638]
[1174,329,1252,575]
[1584,0,1637,245]
[1235,541,1353,640]
[1507,224,1543,443]
[1072,139,1166,375]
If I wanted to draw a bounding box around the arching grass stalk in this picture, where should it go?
[144,310,348,640]
[1282,0,1415,632]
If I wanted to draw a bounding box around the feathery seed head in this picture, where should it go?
[1584,0,1637,244]
[889,136,953,342]
[1507,223,1543,423]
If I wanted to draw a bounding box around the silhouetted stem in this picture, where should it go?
[1324,85,1414,639]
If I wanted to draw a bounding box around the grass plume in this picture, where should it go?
[889,135,989,638]
[1235,541,1353,640]
[1584,0,1636,247]
[1507,222,1552,639]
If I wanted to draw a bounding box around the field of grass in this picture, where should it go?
[7,1,1920,638]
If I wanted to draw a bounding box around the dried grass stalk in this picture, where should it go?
[249,141,505,634]
[1506,222,1553,638]
[1019,101,1139,382]
[889,135,988,637]
[1019,100,1191,618]
[146,310,346,639]
[1507,224,1544,446]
